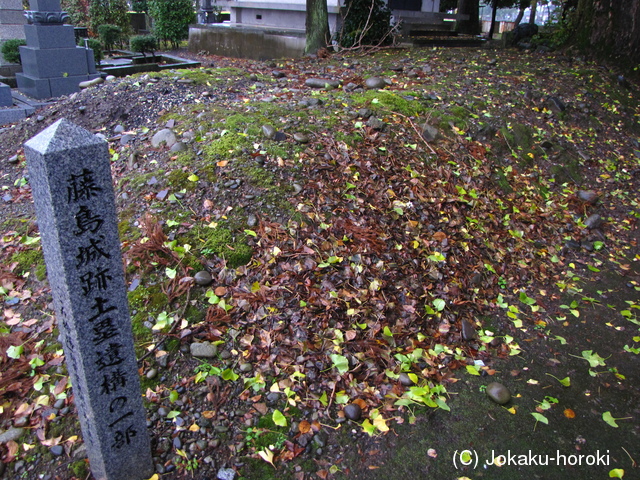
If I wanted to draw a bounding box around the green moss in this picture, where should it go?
[194,226,253,268]
[9,248,44,277]
[203,132,251,160]
[352,90,425,117]
[167,169,197,192]
[127,284,166,347]
[69,460,90,479]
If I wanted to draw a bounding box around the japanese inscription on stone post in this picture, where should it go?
[24,119,153,480]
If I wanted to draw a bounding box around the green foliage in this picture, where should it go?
[1,39,26,64]
[130,34,157,56]
[62,0,90,26]
[131,0,148,12]
[81,37,103,63]
[97,24,123,52]
[338,0,393,48]
[89,0,130,37]
[148,0,195,48]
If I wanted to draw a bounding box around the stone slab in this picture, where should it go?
[0,81,11,106]
[17,71,99,98]
[19,45,93,78]
[24,119,154,480]
[24,24,77,49]
[0,10,27,25]
[0,107,27,125]
[2,0,26,10]
[0,24,26,39]
[29,0,63,12]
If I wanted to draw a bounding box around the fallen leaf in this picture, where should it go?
[564,408,575,419]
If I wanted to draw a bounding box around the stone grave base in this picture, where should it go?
[0,85,49,126]
[16,72,100,99]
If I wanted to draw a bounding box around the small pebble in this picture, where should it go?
[486,382,511,405]
[343,403,362,421]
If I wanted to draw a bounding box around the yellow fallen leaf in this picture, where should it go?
[189,423,199,432]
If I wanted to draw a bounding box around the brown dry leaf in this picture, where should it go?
[564,408,576,419]
[253,402,268,415]
[298,420,311,434]
[5,440,19,462]
[353,398,367,410]
[311,420,321,432]
[202,411,216,419]
[316,469,328,480]
[203,199,214,210]
[433,231,447,242]
[217,160,228,167]
[215,286,228,296]
[345,330,357,341]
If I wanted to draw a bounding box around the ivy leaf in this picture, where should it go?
[609,468,625,478]
[6,345,23,359]
[602,411,619,428]
[530,412,548,425]
[272,409,287,427]
[330,354,349,374]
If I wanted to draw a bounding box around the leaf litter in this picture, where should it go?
[0,46,639,478]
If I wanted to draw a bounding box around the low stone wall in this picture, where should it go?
[188,24,306,60]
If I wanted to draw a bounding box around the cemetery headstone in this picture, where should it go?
[17,0,99,99]
[0,0,27,74]
[24,119,154,480]
[0,81,12,106]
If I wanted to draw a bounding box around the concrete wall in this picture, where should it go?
[188,24,306,60]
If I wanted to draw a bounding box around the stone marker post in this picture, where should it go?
[24,119,154,480]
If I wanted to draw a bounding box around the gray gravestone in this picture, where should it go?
[0,81,11,106]
[17,0,99,99]
[0,0,27,74]
[24,119,154,480]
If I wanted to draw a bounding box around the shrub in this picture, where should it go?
[1,39,26,64]
[131,0,148,13]
[89,0,130,37]
[97,23,122,52]
[62,0,90,26]
[338,0,394,48]
[130,34,157,56]
[148,0,195,48]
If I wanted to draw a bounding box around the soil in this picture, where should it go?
[0,45,639,480]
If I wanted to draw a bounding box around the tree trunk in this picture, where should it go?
[488,0,498,38]
[528,0,537,23]
[572,0,640,66]
[305,0,330,54]
[456,0,480,35]
[528,0,537,24]
[514,4,526,26]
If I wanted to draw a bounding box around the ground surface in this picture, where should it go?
[0,46,639,480]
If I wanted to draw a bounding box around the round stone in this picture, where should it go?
[293,132,310,144]
[486,382,511,405]
[190,342,218,358]
[194,271,213,286]
[151,128,177,148]
[146,368,158,379]
[239,362,253,373]
[343,403,362,421]
[365,76,388,89]
[50,445,64,456]
[262,125,276,139]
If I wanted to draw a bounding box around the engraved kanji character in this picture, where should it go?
[76,236,110,267]
[67,169,101,203]
[100,368,127,395]
[80,268,112,296]
[92,317,119,345]
[87,296,116,322]
[111,425,137,449]
[74,205,104,236]
[95,342,124,371]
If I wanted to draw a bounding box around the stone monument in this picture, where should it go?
[0,0,27,79]
[0,80,11,106]
[24,119,154,480]
[17,0,99,99]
